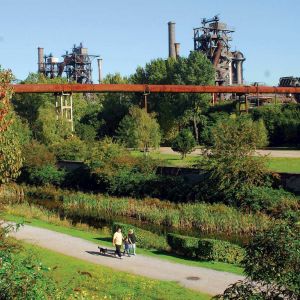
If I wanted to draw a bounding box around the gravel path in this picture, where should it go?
[159,147,300,158]
[9,224,244,296]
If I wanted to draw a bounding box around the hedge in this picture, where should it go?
[167,233,245,265]
[112,222,168,251]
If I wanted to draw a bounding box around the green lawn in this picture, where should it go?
[3,214,244,276]
[131,150,200,167]
[267,157,300,173]
[131,151,300,173]
[21,243,211,300]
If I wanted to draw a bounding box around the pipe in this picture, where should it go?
[10,83,300,95]
[236,61,243,85]
[174,43,180,58]
[213,41,223,67]
[97,58,103,83]
[168,21,176,58]
[37,47,44,73]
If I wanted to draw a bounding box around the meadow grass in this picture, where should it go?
[2,206,244,275]
[60,191,272,235]
[21,242,212,300]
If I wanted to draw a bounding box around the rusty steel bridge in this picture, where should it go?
[9,83,300,94]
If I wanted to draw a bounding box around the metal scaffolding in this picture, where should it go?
[55,93,74,131]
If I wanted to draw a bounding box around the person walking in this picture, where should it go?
[128,229,137,256]
[123,236,131,257]
[113,227,123,259]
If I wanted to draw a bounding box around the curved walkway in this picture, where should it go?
[10,224,244,296]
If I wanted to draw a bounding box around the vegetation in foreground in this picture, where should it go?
[0,224,211,300]
[24,243,212,300]
[2,203,244,275]
[215,223,300,299]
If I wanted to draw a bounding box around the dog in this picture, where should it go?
[98,246,108,254]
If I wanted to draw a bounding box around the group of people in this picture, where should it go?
[113,227,136,259]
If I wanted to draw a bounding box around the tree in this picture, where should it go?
[97,73,132,137]
[117,106,161,154]
[215,223,300,299]
[198,117,270,204]
[131,52,215,143]
[171,129,196,159]
[0,68,23,183]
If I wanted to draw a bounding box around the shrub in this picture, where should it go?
[171,129,196,159]
[167,233,199,257]
[112,222,168,250]
[167,233,245,264]
[22,140,56,169]
[244,223,300,294]
[215,223,300,299]
[50,135,88,161]
[241,186,299,220]
[87,139,160,197]
[197,239,245,264]
[26,165,66,186]
[251,104,300,147]
[0,224,60,300]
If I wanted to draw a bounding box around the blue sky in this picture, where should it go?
[0,0,299,85]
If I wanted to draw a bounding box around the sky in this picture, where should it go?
[0,0,299,85]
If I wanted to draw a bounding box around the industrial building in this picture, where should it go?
[38,43,100,84]
[168,16,245,87]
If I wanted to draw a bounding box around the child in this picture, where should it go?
[123,236,131,257]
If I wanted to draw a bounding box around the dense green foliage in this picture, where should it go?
[0,224,60,299]
[112,222,168,250]
[251,103,300,147]
[0,69,23,183]
[20,140,65,186]
[241,186,299,220]
[216,223,300,299]
[117,106,161,152]
[198,117,270,205]
[132,51,215,143]
[86,138,159,196]
[167,233,245,264]
[23,186,273,235]
[171,129,196,158]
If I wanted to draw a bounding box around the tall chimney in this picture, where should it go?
[174,43,180,58]
[168,21,176,58]
[97,58,103,83]
[38,47,44,73]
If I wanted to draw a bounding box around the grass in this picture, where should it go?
[21,242,212,300]
[267,157,300,173]
[131,150,300,173]
[2,211,244,276]
[130,150,199,167]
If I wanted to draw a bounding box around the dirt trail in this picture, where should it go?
[9,224,244,296]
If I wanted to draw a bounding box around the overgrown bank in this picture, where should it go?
[24,185,274,236]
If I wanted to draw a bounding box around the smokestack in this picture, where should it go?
[168,21,176,58]
[38,47,44,73]
[97,58,103,83]
[174,43,180,58]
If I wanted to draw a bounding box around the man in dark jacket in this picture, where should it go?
[128,229,136,256]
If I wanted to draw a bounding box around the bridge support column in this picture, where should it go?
[55,93,74,131]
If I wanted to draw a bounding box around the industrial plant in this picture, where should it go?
[37,43,100,84]
[35,16,298,106]
[168,15,245,87]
